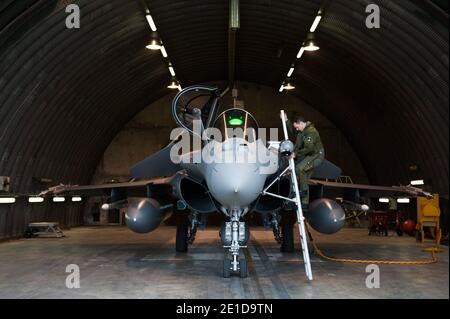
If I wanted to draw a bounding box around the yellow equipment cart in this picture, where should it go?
[416,194,441,245]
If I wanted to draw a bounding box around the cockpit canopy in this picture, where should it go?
[213,108,259,142]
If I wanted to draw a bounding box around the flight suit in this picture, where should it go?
[287,121,324,205]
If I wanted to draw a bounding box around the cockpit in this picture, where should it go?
[213,108,259,143]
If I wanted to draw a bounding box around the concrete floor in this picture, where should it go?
[0,226,448,299]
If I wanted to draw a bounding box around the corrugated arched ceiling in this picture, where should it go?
[0,0,448,199]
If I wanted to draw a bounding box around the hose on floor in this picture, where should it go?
[305,224,438,265]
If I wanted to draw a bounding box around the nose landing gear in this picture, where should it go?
[220,210,249,278]
[223,256,247,278]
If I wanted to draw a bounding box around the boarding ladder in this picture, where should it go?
[262,110,313,280]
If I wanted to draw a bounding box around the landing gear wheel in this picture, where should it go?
[176,222,188,252]
[280,224,294,253]
[239,258,248,278]
[223,259,231,278]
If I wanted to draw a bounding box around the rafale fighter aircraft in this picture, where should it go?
[41,85,431,278]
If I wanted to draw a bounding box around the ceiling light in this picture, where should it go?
[397,198,410,203]
[160,45,168,58]
[146,32,161,50]
[146,14,157,31]
[410,179,424,186]
[177,85,182,91]
[28,197,44,203]
[143,11,179,88]
[287,66,295,77]
[282,79,295,90]
[71,196,82,202]
[146,38,161,50]
[283,83,295,90]
[0,197,16,204]
[279,85,284,93]
[296,47,305,59]
[310,15,322,32]
[304,33,320,51]
[53,197,65,202]
[304,41,320,51]
[378,198,389,203]
[167,78,179,89]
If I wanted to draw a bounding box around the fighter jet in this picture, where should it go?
[41,85,432,278]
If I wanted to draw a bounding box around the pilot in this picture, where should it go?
[285,115,325,207]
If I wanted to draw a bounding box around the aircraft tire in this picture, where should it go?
[239,258,248,278]
[280,224,295,253]
[223,259,231,278]
[176,222,188,252]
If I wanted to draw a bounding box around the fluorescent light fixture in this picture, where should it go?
[72,196,82,202]
[0,197,16,204]
[279,85,284,92]
[53,197,65,202]
[296,47,305,59]
[378,198,389,203]
[177,85,182,91]
[28,197,44,203]
[287,67,295,77]
[397,198,410,203]
[146,14,157,31]
[160,45,168,58]
[310,15,322,32]
[410,179,424,186]
[168,65,175,76]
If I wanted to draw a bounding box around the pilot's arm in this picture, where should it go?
[280,113,294,137]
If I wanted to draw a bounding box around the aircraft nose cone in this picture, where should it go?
[206,162,267,209]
